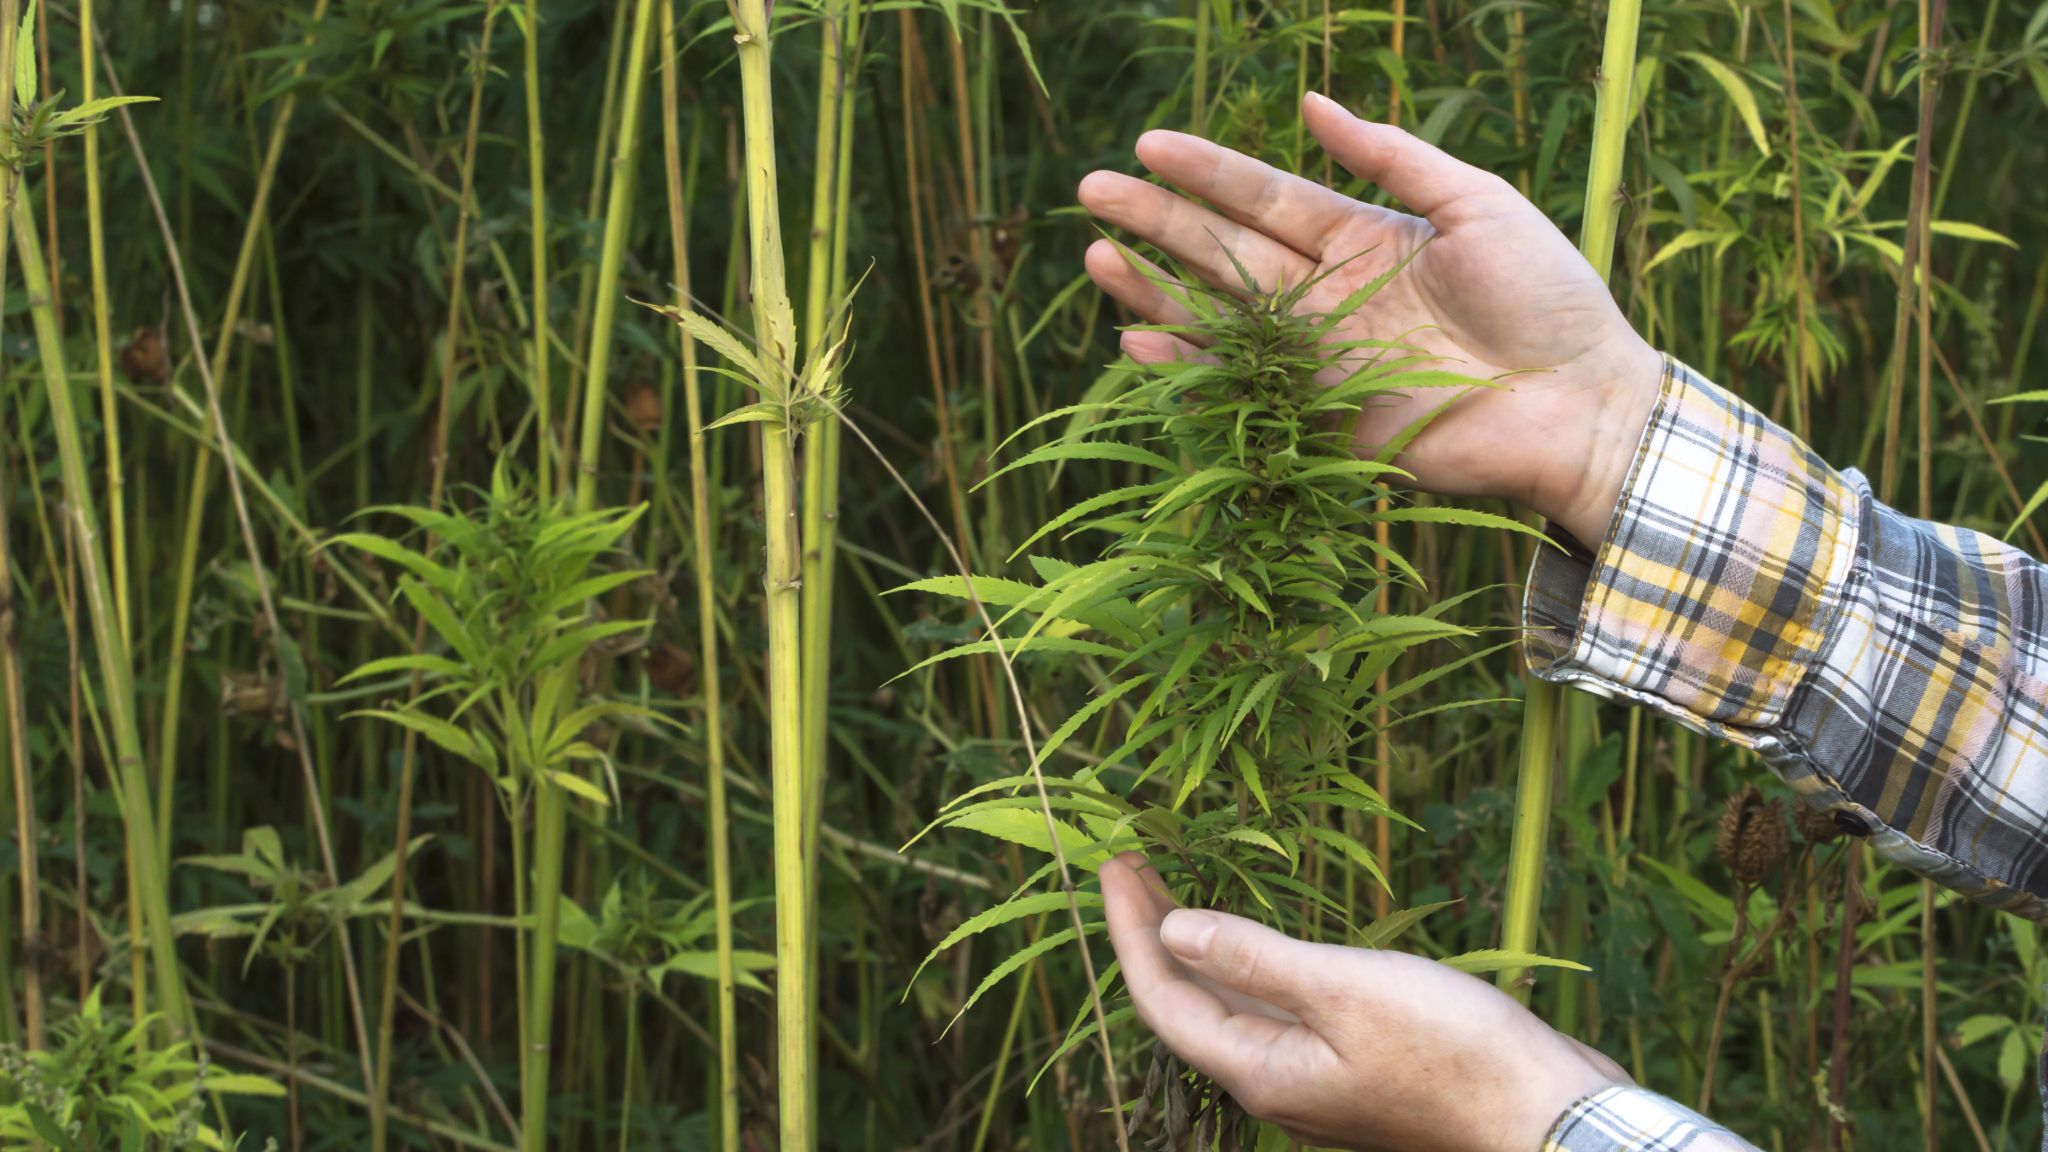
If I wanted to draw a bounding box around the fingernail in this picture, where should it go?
[1306,91,1344,115]
[1160,910,1219,961]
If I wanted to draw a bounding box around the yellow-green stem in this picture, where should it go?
[1498,0,1641,999]
[658,6,739,1145]
[370,5,503,1147]
[573,0,656,514]
[728,4,811,1148]
[10,180,190,1035]
[514,3,658,1149]
[799,7,861,1113]
[524,0,554,498]
[156,0,333,875]
[81,0,126,645]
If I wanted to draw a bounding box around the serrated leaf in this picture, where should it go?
[13,0,36,109]
[980,440,1179,488]
[1440,949,1591,975]
[348,709,484,765]
[705,401,784,431]
[1678,52,1771,157]
[545,769,611,806]
[910,891,1103,991]
[1357,899,1461,949]
[944,925,1096,1037]
[1373,506,1550,542]
[1930,220,2018,248]
[946,807,1096,863]
[206,1074,287,1098]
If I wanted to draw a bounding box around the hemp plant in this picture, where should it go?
[0,985,281,1150]
[333,457,655,1150]
[903,250,1559,1138]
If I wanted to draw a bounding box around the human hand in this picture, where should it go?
[1100,853,1627,1152]
[1077,93,1663,549]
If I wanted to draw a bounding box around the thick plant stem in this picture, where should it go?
[156,0,333,875]
[521,782,568,1152]
[658,5,739,1145]
[370,4,503,1148]
[511,5,658,1150]
[1881,0,1946,507]
[1497,0,1642,1000]
[81,0,127,645]
[10,182,190,1035]
[800,0,857,907]
[572,0,656,514]
[1498,678,1558,998]
[727,3,812,1148]
[798,5,860,1114]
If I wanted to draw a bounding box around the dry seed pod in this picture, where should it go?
[626,382,662,433]
[120,326,171,384]
[1796,801,1843,844]
[644,642,696,698]
[1716,786,1789,885]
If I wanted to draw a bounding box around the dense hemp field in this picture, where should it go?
[1,0,2047,1147]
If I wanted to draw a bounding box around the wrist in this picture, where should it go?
[1484,1049,1627,1152]
[1534,336,1663,549]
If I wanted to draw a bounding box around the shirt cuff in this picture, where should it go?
[1544,1086,1760,1151]
[1523,356,1860,735]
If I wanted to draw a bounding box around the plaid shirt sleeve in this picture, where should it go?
[1545,1087,1759,1150]
[1525,356,2048,920]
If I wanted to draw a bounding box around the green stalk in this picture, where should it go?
[370,5,503,1147]
[523,0,554,497]
[9,179,190,1034]
[660,4,741,1146]
[1497,0,1642,999]
[511,5,658,1151]
[798,4,860,1108]
[727,3,812,1147]
[80,0,126,644]
[800,0,855,837]
[521,780,567,1152]
[156,0,333,874]
[571,0,655,514]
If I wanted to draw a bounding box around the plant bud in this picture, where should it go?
[1716,786,1788,886]
[645,642,696,698]
[120,327,171,384]
[626,383,662,432]
[1795,801,1843,845]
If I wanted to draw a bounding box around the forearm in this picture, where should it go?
[1526,355,2048,917]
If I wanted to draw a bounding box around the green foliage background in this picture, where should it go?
[1,0,2046,1148]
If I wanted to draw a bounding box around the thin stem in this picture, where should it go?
[658,5,740,1147]
[9,176,189,1036]
[1499,0,1642,1000]
[525,0,555,496]
[80,0,127,645]
[370,4,504,1147]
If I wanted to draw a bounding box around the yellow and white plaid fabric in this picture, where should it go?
[1523,357,2047,1148]
[1545,1086,1756,1151]
[1528,356,2048,919]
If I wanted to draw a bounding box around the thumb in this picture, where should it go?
[1302,91,1508,219]
[1160,908,1336,1019]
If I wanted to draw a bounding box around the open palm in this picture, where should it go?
[1078,94,1661,547]
[1100,853,1626,1152]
